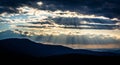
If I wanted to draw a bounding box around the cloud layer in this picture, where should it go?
[0,0,120,19]
[0,0,120,49]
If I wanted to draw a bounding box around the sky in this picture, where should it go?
[0,0,120,18]
[0,0,120,49]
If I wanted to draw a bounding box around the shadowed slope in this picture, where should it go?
[0,38,120,64]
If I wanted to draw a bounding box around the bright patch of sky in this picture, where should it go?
[37,1,43,6]
[0,3,120,49]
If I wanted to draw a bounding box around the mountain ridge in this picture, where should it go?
[0,38,120,64]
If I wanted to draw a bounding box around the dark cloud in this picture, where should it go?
[15,17,120,30]
[0,6,17,13]
[27,17,119,30]
[40,0,120,18]
[0,0,39,13]
[0,0,120,18]
[0,0,38,7]
[17,24,119,30]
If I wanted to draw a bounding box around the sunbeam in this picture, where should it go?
[0,3,120,49]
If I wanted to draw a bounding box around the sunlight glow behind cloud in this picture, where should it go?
[37,1,43,6]
[1,5,119,23]
[0,5,120,49]
[0,5,119,28]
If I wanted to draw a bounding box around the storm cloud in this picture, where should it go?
[0,0,120,19]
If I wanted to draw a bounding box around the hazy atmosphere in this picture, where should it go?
[0,0,120,49]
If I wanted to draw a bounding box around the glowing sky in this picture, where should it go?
[0,0,120,49]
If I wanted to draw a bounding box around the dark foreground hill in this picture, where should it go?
[0,38,120,64]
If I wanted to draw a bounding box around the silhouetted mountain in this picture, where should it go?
[0,38,120,64]
[0,30,26,40]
